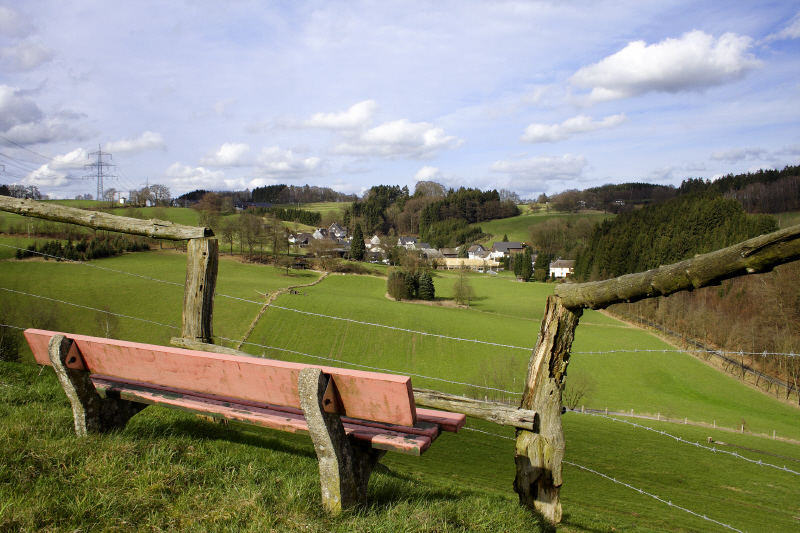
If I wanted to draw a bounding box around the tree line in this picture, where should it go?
[545,164,800,215]
[251,184,357,204]
[343,182,518,248]
[573,192,777,280]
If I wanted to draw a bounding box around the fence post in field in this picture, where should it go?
[183,237,218,343]
[514,295,582,524]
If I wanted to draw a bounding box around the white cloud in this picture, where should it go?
[491,154,587,182]
[0,85,42,130]
[50,148,89,169]
[0,6,32,38]
[414,165,442,181]
[333,119,461,158]
[256,146,322,178]
[105,131,166,154]
[0,85,84,144]
[710,147,768,162]
[571,31,760,102]
[765,12,800,41]
[522,113,626,143]
[306,100,376,130]
[201,142,251,167]
[23,165,69,188]
[3,117,83,145]
[164,162,226,191]
[1,41,54,71]
[22,148,88,188]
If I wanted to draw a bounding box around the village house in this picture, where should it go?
[288,232,313,247]
[328,222,348,239]
[398,236,417,249]
[549,259,575,279]
[467,244,489,260]
[490,241,525,260]
[439,247,459,258]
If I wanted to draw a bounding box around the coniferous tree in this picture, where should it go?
[418,271,435,300]
[519,248,533,282]
[350,224,366,261]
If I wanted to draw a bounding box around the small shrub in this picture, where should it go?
[387,270,408,300]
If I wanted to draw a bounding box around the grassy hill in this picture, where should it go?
[472,210,610,246]
[1,247,798,530]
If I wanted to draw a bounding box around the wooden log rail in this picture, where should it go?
[0,195,212,240]
[555,223,800,310]
[514,222,800,525]
[0,196,218,344]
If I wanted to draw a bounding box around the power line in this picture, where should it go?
[0,135,55,162]
[84,145,116,201]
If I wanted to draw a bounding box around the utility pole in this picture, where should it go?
[84,145,116,201]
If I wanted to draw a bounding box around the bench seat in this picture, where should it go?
[24,328,466,513]
[91,375,440,455]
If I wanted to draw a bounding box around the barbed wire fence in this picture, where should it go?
[461,426,745,533]
[1,240,798,529]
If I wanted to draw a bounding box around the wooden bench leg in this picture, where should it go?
[48,335,146,436]
[298,367,386,514]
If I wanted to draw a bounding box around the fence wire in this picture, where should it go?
[4,243,798,357]
[570,410,800,475]
[461,427,744,533]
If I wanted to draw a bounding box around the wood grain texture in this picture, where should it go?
[182,238,218,343]
[0,195,211,240]
[555,223,800,309]
[514,295,581,525]
[414,388,535,430]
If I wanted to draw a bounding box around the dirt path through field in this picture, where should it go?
[235,271,329,350]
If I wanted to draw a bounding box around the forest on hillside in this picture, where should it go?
[343,183,519,247]
[547,164,800,215]
[573,193,777,280]
[556,188,799,392]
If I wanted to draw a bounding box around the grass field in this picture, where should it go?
[775,210,800,228]
[1,245,798,531]
[473,211,610,245]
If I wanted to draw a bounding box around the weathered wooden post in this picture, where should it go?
[514,295,581,524]
[182,237,218,343]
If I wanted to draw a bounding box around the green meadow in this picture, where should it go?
[1,247,798,530]
[473,211,611,245]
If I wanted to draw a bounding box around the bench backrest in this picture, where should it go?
[24,329,417,427]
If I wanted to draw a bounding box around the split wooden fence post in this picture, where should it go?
[514,295,581,525]
[182,237,218,343]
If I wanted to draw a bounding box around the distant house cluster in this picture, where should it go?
[285,224,575,279]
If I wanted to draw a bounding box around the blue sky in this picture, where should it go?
[1,1,798,199]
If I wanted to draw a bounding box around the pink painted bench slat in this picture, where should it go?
[91,377,435,455]
[24,328,417,427]
[24,329,466,457]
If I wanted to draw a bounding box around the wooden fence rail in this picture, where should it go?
[0,195,217,344]
[515,222,800,524]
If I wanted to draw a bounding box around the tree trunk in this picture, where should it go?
[514,295,581,524]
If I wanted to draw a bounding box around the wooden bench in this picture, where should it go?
[23,328,465,513]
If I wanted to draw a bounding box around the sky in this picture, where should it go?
[0,1,799,199]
